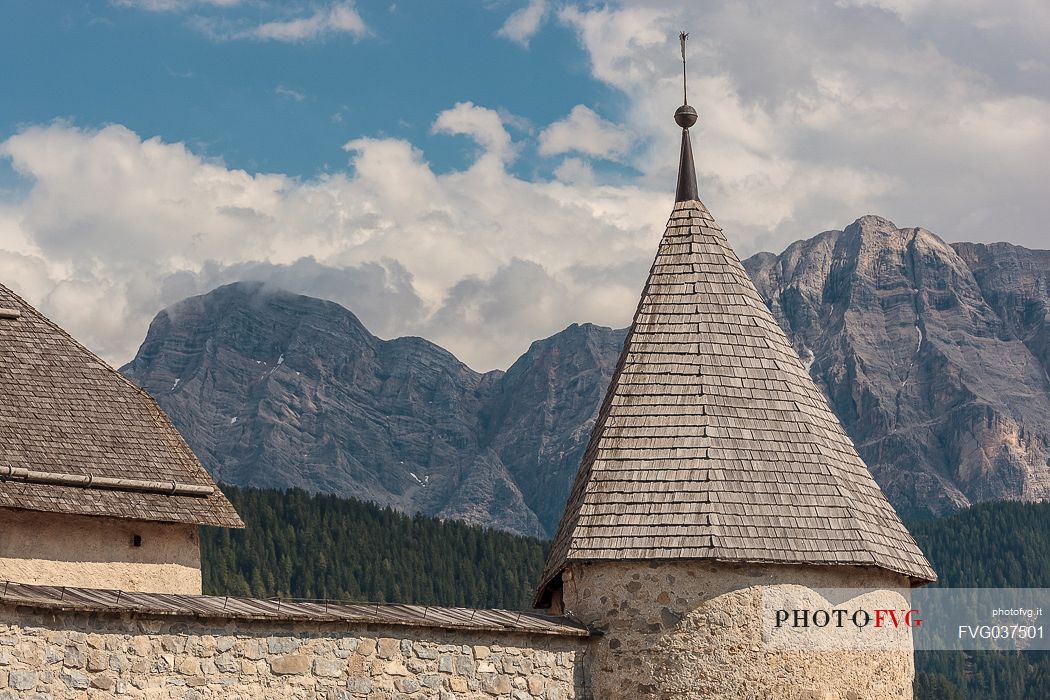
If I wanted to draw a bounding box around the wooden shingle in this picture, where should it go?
[535,199,935,606]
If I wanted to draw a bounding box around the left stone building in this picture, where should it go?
[0,283,241,594]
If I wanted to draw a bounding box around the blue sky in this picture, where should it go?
[1,1,1048,370]
[0,1,625,180]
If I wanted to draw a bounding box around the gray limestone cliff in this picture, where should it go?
[744,216,1050,517]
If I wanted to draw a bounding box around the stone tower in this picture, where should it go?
[534,36,935,700]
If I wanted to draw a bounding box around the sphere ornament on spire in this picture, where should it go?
[674,104,698,129]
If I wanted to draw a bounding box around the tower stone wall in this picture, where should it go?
[561,561,916,700]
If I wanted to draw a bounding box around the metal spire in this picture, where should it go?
[674,31,699,202]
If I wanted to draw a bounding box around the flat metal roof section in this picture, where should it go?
[0,580,589,638]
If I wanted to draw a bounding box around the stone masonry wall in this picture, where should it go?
[0,605,587,699]
[562,561,916,700]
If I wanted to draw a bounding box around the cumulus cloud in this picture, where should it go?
[833,0,927,19]
[538,105,632,160]
[0,121,665,370]
[191,2,368,42]
[497,0,548,47]
[553,157,595,184]
[431,102,515,164]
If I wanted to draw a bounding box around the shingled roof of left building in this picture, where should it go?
[0,283,242,528]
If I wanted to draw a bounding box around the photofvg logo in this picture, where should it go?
[774,607,922,630]
[760,588,918,651]
[761,588,1050,651]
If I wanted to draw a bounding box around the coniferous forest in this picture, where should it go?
[200,486,548,609]
[909,501,1050,699]
[201,489,1050,697]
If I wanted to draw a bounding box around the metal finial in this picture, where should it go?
[674,31,699,202]
[674,32,698,129]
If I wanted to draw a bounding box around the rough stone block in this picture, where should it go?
[9,669,36,690]
[269,655,311,675]
[396,676,421,693]
[267,636,301,654]
[377,638,400,660]
[60,668,90,689]
[384,659,411,676]
[454,654,475,677]
[481,673,513,695]
[528,673,546,694]
[63,645,85,668]
[177,657,201,675]
[415,644,439,660]
[345,677,372,694]
[91,673,116,691]
[313,657,344,678]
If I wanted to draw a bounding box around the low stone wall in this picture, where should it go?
[0,604,588,699]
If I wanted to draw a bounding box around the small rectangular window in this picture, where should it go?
[132,534,142,547]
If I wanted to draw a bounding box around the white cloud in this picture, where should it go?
[275,84,306,102]
[833,0,927,19]
[497,0,548,47]
[538,105,632,160]
[1,121,665,371]
[553,157,595,184]
[6,0,1050,374]
[113,0,241,10]
[431,102,515,164]
[192,2,368,42]
[249,3,366,41]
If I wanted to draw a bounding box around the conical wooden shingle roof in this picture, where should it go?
[535,111,934,607]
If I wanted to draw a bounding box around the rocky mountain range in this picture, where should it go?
[121,215,1050,533]
[121,283,624,536]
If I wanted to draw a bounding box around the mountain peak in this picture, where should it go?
[849,213,899,231]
